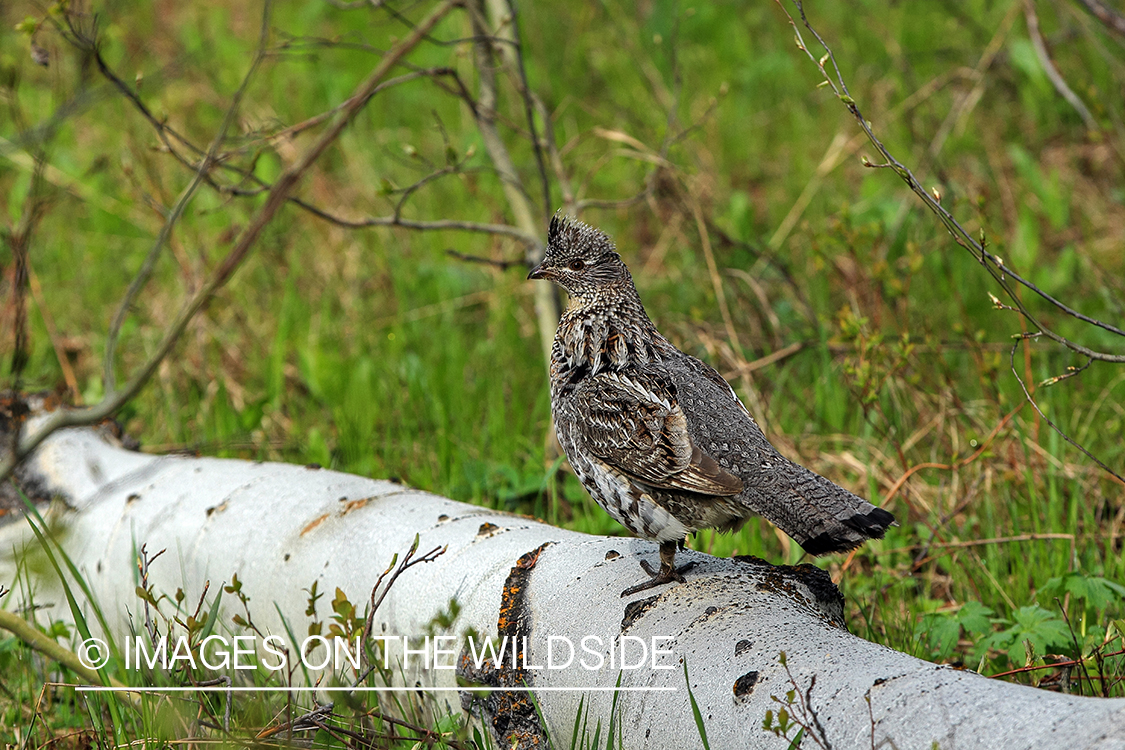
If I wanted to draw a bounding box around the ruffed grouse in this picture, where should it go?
[529,214,895,596]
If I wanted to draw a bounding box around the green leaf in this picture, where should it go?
[46,620,71,639]
[1040,573,1125,613]
[957,601,995,635]
[199,585,225,641]
[1113,620,1125,642]
[1001,605,1072,662]
[15,16,39,35]
[920,610,960,657]
[1082,577,1125,611]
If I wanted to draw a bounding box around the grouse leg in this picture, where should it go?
[620,540,695,597]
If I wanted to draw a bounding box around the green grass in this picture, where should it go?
[3,0,1125,744]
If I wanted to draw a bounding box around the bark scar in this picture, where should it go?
[621,594,659,633]
[457,541,553,749]
[300,513,329,535]
[733,555,846,629]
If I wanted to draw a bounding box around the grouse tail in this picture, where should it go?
[761,461,896,555]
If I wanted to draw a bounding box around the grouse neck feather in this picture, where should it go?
[551,278,671,391]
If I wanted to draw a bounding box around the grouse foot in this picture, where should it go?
[620,540,694,597]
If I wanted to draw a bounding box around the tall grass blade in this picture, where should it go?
[20,500,130,742]
[683,660,711,750]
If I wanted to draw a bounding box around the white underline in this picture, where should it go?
[75,686,677,693]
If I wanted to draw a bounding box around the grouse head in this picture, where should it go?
[528,214,630,299]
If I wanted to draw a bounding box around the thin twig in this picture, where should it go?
[292,203,539,246]
[536,95,575,212]
[989,647,1125,680]
[880,403,1022,507]
[772,0,1125,487]
[3,149,53,467]
[4,155,51,391]
[1009,337,1125,484]
[573,190,652,212]
[264,69,451,144]
[362,708,476,749]
[838,404,1026,574]
[446,249,524,269]
[68,24,495,251]
[25,264,80,402]
[502,0,552,219]
[357,537,446,686]
[255,703,336,739]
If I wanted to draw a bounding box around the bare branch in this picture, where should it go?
[390,163,466,221]
[3,149,53,430]
[292,201,539,246]
[1039,356,1093,387]
[1075,0,1125,38]
[323,0,379,9]
[773,0,1125,364]
[57,15,205,177]
[769,0,1125,483]
[104,0,274,395]
[465,1,540,234]
[103,67,502,239]
[60,0,559,370]
[0,0,460,482]
[573,190,651,212]
[4,170,37,383]
[59,20,486,245]
[261,69,455,145]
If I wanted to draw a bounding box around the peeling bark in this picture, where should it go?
[2,422,1124,749]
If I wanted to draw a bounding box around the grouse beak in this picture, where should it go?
[527,261,551,281]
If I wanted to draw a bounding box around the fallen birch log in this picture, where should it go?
[3,421,1124,749]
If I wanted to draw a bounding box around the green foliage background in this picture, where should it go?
[2,0,1124,740]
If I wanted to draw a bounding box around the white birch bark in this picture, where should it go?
[3,422,1124,749]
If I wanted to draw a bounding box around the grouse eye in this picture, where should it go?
[567,259,586,271]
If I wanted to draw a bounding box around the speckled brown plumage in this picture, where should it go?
[529,214,895,596]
